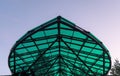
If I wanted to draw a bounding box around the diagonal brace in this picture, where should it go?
[26,38,58,72]
[44,56,58,75]
[61,38,96,76]
[63,57,92,76]
[61,56,75,75]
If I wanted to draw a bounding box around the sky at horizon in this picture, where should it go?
[0,0,120,75]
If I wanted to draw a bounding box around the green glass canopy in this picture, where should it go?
[8,16,111,76]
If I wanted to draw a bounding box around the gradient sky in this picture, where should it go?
[0,0,120,75]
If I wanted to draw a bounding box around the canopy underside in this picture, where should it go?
[8,16,111,76]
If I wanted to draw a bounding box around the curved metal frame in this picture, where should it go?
[8,16,111,76]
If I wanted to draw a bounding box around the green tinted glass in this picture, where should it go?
[8,16,111,76]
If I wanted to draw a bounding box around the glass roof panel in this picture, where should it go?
[8,16,111,76]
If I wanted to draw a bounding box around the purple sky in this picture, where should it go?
[0,0,120,75]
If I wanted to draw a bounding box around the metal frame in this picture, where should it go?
[8,16,111,76]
